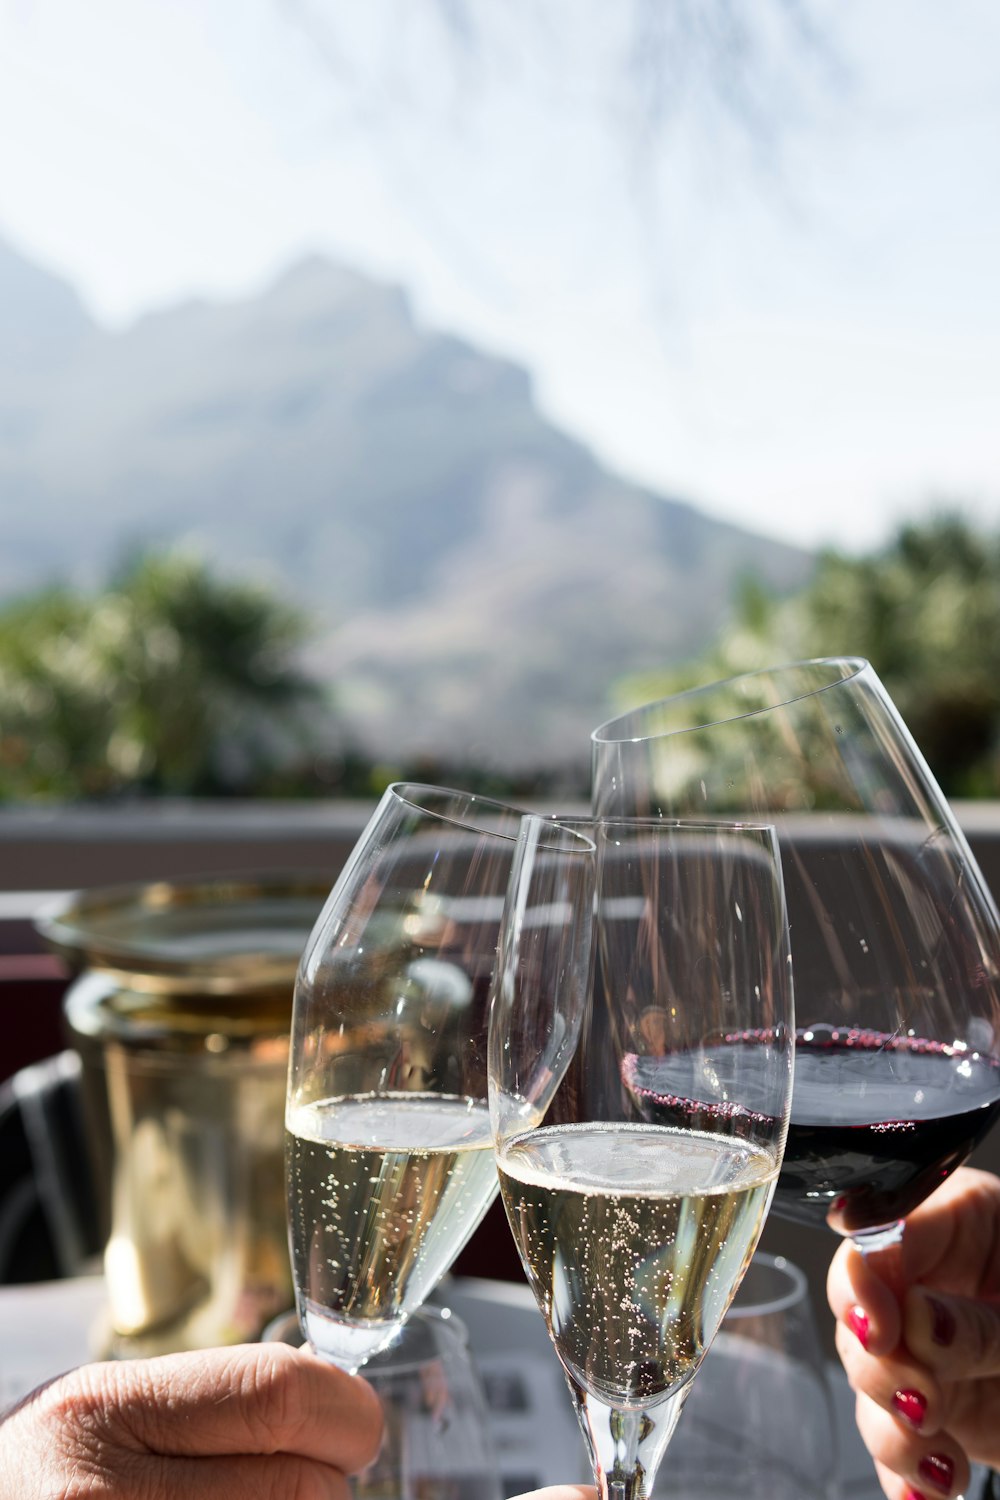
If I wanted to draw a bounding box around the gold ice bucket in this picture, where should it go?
[39,873,327,1356]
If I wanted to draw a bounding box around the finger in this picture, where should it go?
[873,1456,916,1500]
[906,1287,1000,1380]
[54,1345,384,1475]
[827,1239,902,1356]
[898,1168,1000,1293]
[853,1389,969,1500]
[834,1319,943,1437]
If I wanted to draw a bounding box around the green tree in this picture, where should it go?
[0,551,322,799]
[612,512,1000,797]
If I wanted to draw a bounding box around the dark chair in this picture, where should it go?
[0,1051,101,1283]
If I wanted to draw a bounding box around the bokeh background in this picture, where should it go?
[1,0,999,801]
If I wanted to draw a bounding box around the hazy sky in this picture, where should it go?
[1,0,999,551]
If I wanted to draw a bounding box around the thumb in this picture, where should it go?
[905,1287,1000,1378]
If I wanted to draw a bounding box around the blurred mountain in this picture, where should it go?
[0,239,95,368]
[0,240,813,772]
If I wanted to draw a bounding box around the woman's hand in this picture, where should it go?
[0,1341,384,1500]
[827,1166,1000,1499]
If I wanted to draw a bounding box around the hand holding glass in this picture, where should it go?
[489,816,794,1499]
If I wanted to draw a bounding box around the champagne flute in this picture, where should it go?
[593,658,1000,1252]
[489,815,794,1499]
[285,781,581,1373]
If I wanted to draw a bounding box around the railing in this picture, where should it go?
[4,797,1000,1073]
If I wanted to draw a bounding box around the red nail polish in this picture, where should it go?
[846,1304,869,1348]
[917,1452,954,1494]
[926,1295,956,1348]
[905,1491,929,1500]
[893,1388,927,1429]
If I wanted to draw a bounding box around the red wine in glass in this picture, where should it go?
[594,658,1000,1251]
[624,1025,1000,1237]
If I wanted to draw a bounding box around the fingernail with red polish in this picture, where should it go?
[846,1304,869,1348]
[904,1491,929,1500]
[893,1388,927,1429]
[926,1295,956,1348]
[918,1452,954,1494]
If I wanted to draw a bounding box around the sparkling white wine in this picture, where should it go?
[497,1123,777,1405]
[287,1092,496,1365]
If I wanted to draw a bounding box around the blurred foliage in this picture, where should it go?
[7,515,999,805]
[0,549,579,804]
[612,512,1000,798]
[0,551,323,800]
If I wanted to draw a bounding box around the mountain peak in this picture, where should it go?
[265,254,412,319]
[0,241,812,770]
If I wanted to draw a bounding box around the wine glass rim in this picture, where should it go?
[591,656,870,744]
[727,1252,808,1317]
[388,783,592,851]
[387,781,530,839]
[541,813,780,840]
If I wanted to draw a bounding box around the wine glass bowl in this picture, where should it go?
[593,658,1000,1251]
[489,815,794,1499]
[663,1253,840,1499]
[286,782,528,1372]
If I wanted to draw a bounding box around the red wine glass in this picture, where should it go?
[593,658,1000,1253]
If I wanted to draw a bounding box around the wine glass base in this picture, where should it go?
[849,1221,904,1255]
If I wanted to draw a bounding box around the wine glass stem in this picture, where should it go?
[605,1478,640,1500]
[574,1387,687,1500]
[603,1409,648,1500]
